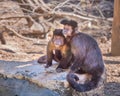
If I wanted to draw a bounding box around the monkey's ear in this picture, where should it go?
[60,19,69,25]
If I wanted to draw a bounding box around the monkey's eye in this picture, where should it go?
[54,36,62,40]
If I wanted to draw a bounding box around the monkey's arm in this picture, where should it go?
[56,45,72,69]
[70,37,86,72]
[45,41,53,68]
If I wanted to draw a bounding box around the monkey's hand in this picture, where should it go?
[56,68,64,73]
[45,64,51,68]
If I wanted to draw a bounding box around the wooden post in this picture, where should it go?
[111,0,120,56]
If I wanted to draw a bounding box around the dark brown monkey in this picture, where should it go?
[61,19,105,92]
[45,29,72,72]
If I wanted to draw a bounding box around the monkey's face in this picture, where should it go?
[53,35,64,48]
[62,25,73,37]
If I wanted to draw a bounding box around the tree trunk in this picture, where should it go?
[111,0,120,56]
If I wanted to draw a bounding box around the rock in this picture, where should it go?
[0,60,71,96]
[0,60,106,96]
[100,36,108,43]
[0,77,60,96]
[71,69,106,96]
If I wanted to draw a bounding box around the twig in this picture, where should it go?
[52,2,107,22]
[21,0,26,4]
[1,25,47,44]
[4,25,35,41]
[52,0,70,12]
[38,0,51,11]
[51,11,99,22]
[33,0,40,6]
[0,14,41,20]
[21,7,42,16]
[25,0,36,8]
[95,6,105,19]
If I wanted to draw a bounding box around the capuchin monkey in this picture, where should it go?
[60,19,105,92]
[45,29,72,72]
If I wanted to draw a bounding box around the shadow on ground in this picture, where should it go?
[104,60,120,65]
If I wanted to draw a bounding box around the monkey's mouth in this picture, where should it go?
[55,44,64,49]
[55,45,61,48]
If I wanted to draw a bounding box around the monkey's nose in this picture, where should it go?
[62,29,68,34]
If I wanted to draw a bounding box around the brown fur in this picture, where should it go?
[45,29,72,72]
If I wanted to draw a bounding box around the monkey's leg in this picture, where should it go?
[56,52,72,72]
[38,55,47,64]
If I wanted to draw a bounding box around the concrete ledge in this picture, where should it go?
[0,60,106,96]
[0,60,71,96]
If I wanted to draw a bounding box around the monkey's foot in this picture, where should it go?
[37,55,47,64]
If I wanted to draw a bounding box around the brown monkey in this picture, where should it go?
[45,29,72,72]
[61,19,105,92]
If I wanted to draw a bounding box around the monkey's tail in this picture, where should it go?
[67,73,100,92]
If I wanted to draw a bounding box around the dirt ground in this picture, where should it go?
[0,29,120,96]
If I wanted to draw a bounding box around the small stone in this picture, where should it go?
[100,36,107,43]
